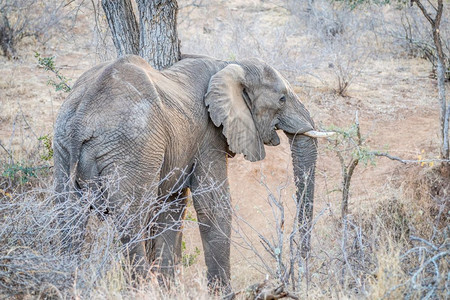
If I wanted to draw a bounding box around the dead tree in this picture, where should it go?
[101,0,181,70]
[412,0,448,162]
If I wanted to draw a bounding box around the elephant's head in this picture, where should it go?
[205,59,327,254]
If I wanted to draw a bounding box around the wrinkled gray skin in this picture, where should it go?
[53,55,317,291]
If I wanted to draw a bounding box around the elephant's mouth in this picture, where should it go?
[264,120,281,146]
[267,129,280,146]
[268,121,335,147]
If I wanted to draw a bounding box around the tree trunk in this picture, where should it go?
[0,13,17,59]
[433,32,448,161]
[102,0,180,70]
[413,0,448,161]
[101,0,140,57]
[341,159,358,220]
[437,59,449,160]
[431,1,449,161]
[137,0,181,70]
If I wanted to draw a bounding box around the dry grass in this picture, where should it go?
[401,165,449,233]
[0,154,448,298]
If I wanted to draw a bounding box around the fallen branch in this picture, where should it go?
[223,280,299,300]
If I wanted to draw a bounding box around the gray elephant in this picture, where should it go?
[53,54,327,291]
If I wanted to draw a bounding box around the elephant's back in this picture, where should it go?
[54,56,167,174]
[58,57,161,134]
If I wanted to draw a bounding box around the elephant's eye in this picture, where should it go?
[279,95,286,105]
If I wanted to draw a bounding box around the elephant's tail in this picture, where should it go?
[68,139,83,199]
[68,136,102,202]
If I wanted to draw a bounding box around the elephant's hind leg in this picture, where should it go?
[113,184,158,280]
[145,189,188,286]
[99,161,163,280]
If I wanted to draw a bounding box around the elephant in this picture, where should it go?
[53,54,328,291]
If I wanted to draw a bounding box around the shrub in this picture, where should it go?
[0,0,74,59]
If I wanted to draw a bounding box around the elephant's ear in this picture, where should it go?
[205,64,265,162]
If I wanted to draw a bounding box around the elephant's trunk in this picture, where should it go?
[286,133,318,258]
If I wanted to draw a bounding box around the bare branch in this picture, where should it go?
[372,152,450,164]
[412,0,435,25]
[371,152,408,164]
[0,140,14,163]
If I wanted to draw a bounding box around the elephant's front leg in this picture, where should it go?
[191,154,232,293]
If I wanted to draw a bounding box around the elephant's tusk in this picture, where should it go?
[303,130,336,138]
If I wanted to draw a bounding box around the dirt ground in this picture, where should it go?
[0,0,447,294]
